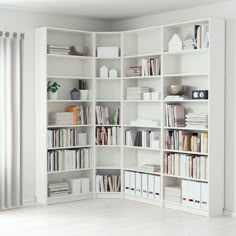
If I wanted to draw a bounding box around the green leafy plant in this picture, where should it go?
[47,81,61,93]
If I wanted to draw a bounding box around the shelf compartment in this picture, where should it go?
[47,145,92,150]
[163,149,208,156]
[48,168,93,174]
[162,174,208,183]
[123,146,161,151]
[123,167,161,176]
[164,126,208,131]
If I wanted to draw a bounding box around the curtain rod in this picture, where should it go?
[0,31,24,39]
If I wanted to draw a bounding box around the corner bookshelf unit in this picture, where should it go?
[35,17,225,216]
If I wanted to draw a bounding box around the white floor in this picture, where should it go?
[0,199,236,236]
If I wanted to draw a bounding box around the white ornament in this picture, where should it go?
[109,69,118,78]
[168,33,183,52]
[100,65,109,78]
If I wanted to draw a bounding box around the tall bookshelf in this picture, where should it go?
[35,17,225,216]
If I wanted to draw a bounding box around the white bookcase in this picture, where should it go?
[35,17,225,216]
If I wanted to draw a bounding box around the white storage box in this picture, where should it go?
[67,178,81,194]
[97,47,119,58]
[77,133,87,146]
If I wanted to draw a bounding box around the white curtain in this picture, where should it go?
[0,32,23,209]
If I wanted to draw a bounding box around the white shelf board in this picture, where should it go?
[96,100,121,102]
[162,174,208,183]
[47,145,92,150]
[47,125,93,128]
[96,124,121,127]
[96,166,121,170]
[124,146,161,151]
[124,194,161,206]
[163,149,208,156]
[123,124,161,129]
[47,75,93,80]
[123,76,161,80]
[47,27,92,34]
[47,100,94,103]
[163,99,208,103]
[163,48,209,56]
[123,52,161,59]
[96,145,121,148]
[123,167,161,175]
[124,100,161,103]
[96,57,121,60]
[96,77,121,80]
[164,126,208,131]
[163,73,208,78]
[47,168,93,174]
[48,193,93,205]
[47,54,93,59]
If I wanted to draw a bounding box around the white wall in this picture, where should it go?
[0,7,111,205]
[112,0,236,214]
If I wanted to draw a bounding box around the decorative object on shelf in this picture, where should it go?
[192,90,208,100]
[167,85,187,95]
[69,46,88,56]
[100,65,109,78]
[109,69,118,78]
[97,47,119,58]
[151,92,161,101]
[47,81,61,100]
[168,33,183,52]
[143,92,151,101]
[70,88,80,100]
[183,38,196,50]
[78,80,89,100]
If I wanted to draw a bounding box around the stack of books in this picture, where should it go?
[48,182,70,197]
[96,106,120,125]
[126,87,150,100]
[165,130,208,153]
[96,175,121,192]
[48,112,73,125]
[67,105,91,125]
[47,44,70,55]
[194,24,209,49]
[163,153,208,180]
[185,113,208,129]
[47,148,91,172]
[164,186,181,203]
[141,58,161,76]
[96,127,121,145]
[125,130,160,149]
[165,95,189,100]
[126,66,142,77]
[165,104,185,127]
[137,164,161,173]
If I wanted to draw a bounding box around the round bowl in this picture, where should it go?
[70,46,88,56]
[167,85,188,95]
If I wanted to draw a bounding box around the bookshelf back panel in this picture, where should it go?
[163,53,208,75]
[48,57,94,77]
[96,34,121,48]
[96,149,121,167]
[96,80,121,100]
[123,149,138,167]
[137,150,161,166]
[123,29,161,56]
[47,31,94,56]
[96,59,121,78]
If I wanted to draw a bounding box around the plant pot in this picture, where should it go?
[79,90,88,100]
[48,91,58,100]
[70,91,80,100]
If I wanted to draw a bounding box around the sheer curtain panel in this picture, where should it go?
[0,32,24,210]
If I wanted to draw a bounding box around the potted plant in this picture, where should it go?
[47,81,61,100]
[79,80,88,100]
[70,88,80,100]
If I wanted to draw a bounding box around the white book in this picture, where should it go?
[99,176,104,192]
[81,178,90,194]
[154,176,160,200]
[107,128,112,145]
[112,127,117,145]
[125,171,130,194]
[194,182,201,209]
[201,182,208,210]
[130,172,135,195]
[141,173,148,198]
[135,172,142,197]
[148,175,155,199]
[96,175,100,192]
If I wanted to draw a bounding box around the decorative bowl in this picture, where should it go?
[167,85,188,95]
[70,46,89,56]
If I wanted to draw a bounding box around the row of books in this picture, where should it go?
[165,130,208,153]
[67,105,91,125]
[126,87,149,100]
[47,129,87,148]
[165,104,185,127]
[125,171,160,200]
[96,127,121,145]
[194,24,209,49]
[96,175,121,192]
[125,130,160,149]
[163,153,208,180]
[47,148,91,172]
[141,58,161,76]
[95,106,120,125]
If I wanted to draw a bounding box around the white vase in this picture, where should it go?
[80,90,88,100]
[48,91,58,100]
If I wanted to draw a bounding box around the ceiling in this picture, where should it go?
[0,0,229,20]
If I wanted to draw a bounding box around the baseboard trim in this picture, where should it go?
[23,198,36,207]
[224,210,236,217]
